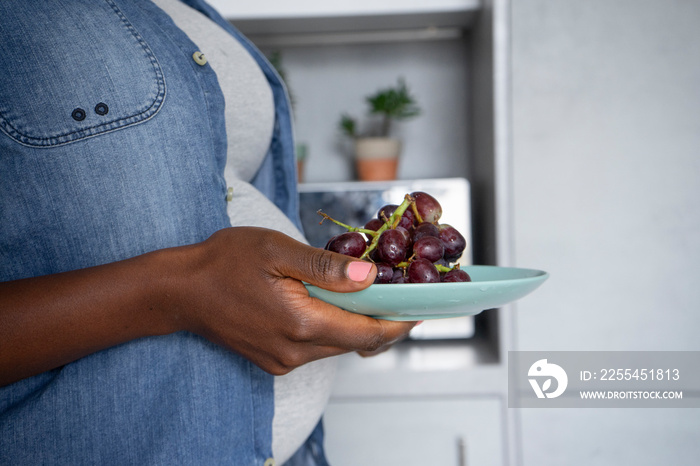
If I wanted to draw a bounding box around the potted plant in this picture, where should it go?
[339,78,421,181]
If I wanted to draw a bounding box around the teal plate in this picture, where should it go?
[305,265,549,321]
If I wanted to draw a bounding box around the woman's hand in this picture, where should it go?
[160,227,417,375]
[0,226,415,386]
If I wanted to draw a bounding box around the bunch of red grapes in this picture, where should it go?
[319,192,471,284]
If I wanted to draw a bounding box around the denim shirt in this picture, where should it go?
[0,1,316,464]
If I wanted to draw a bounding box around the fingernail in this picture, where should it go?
[347,261,373,282]
[415,320,424,326]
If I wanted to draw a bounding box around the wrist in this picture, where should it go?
[140,245,195,336]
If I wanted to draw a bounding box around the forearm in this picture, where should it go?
[0,248,180,387]
[0,226,418,386]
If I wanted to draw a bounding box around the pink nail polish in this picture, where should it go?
[347,261,373,282]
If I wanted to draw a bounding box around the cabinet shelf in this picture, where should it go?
[209,0,481,23]
[209,0,480,42]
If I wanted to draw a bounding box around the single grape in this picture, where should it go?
[438,224,467,262]
[410,191,442,224]
[392,268,409,284]
[364,218,383,231]
[374,262,394,284]
[324,235,337,251]
[368,247,381,263]
[442,269,472,282]
[407,258,440,283]
[326,232,366,258]
[397,208,416,230]
[395,226,412,248]
[412,236,445,263]
[412,222,439,243]
[377,204,397,221]
[377,229,409,266]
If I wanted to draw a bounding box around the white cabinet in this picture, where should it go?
[323,397,504,466]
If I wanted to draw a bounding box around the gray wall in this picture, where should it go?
[511,0,700,464]
[264,38,471,182]
[241,0,700,462]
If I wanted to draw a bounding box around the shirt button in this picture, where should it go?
[192,51,207,66]
[226,187,234,202]
[263,458,276,466]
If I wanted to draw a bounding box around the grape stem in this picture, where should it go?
[435,263,457,273]
[411,203,424,224]
[316,210,379,236]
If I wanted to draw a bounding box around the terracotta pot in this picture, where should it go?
[354,137,401,181]
[295,143,308,183]
[296,159,304,183]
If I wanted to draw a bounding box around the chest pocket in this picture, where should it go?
[0,0,165,147]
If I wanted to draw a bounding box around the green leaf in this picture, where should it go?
[339,114,357,138]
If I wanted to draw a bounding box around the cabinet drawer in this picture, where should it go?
[323,397,504,466]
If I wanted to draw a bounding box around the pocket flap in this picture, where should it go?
[0,0,165,147]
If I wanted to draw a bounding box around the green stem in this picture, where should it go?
[361,227,385,260]
[316,210,379,236]
[360,194,415,260]
[435,264,455,273]
[411,203,424,224]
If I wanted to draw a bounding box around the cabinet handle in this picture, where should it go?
[458,436,468,466]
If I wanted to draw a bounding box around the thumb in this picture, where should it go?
[273,237,376,292]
